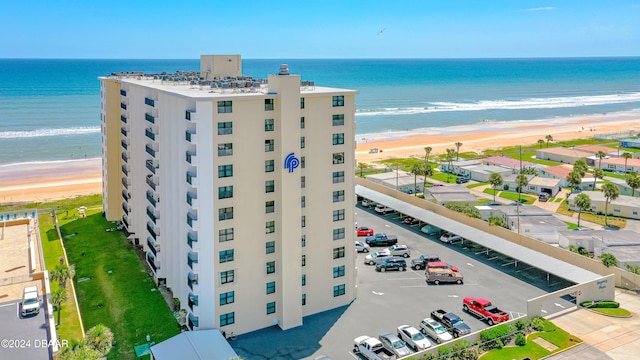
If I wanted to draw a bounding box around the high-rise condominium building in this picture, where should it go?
[99,55,358,335]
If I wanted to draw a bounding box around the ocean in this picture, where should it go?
[1,58,640,165]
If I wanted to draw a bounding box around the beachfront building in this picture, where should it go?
[456,164,512,183]
[567,191,640,220]
[619,138,640,151]
[439,159,481,176]
[99,55,358,335]
[538,165,596,190]
[481,156,539,172]
[535,147,594,165]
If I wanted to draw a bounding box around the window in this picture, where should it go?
[333,228,345,240]
[220,270,235,284]
[302,294,306,306]
[219,249,234,263]
[219,228,234,242]
[301,235,306,247]
[266,201,275,213]
[301,196,305,208]
[333,190,345,203]
[332,96,344,107]
[301,216,306,228]
[218,186,233,199]
[218,121,232,135]
[266,281,275,294]
[333,284,346,297]
[266,241,275,254]
[265,139,274,152]
[218,143,233,156]
[302,274,306,286]
[332,114,344,126]
[266,301,276,315]
[145,97,155,107]
[300,136,305,148]
[333,265,345,278]
[333,209,345,222]
[301,176,306,188]
[265,160,275,173]
[266,221,275,234]
[300,117,305,129]
[333,171,345,183]
[219,207,233,221]
[301,156,305,169]
[266,261,275,274]
[217,101,232,113]
[264,118,274,131]
[333,152,344,164]
[300,97,305,109]
[333,246,345,259]
[220,312,235,326]
[332,133,345,145]
[218,164,233,178]
[302,255,306,267]
[219,291,234,305]
[265,99,274,111]
[266,180,275,193]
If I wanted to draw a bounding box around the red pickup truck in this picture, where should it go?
[462,297,509,325]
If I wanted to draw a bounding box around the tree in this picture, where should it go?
[596,151,607,170]
[85,324,114,356]
[445,148,456,182]
[537,139,545,149]
[598,253,618,268]
[51,263,75,288]
[626,264,640,275]
[626,172,640,197]
[58,340,102,360]
[455,142,463,161]
[515,174,529,203]
[574,193,591,228]
[602,182,620,226]
[51,287,68,325]
[622,152,632,173]
[566,171,582,191]
[357,162,365,177]
[488,173,504,202]
[488,215,507,228]
[410,164,424,196]
[545,134,553,148]
[573,159,588,178]
[424,146,433,186]
[592,168,604,190]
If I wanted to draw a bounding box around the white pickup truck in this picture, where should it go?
[21,286,40,316]
[354,336,397,360]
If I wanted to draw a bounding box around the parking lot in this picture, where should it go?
[0,299,51,360]
[231,205,578,359]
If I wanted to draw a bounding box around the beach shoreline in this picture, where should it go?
[1,111,639,204]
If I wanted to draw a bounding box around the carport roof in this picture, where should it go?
[356,185,601,284]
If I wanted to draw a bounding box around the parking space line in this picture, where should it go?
[516,266,535,273]
[386,277,423,281]
[348,350,360,359]
[0,302,19,308]
[400,285,427,288]
[501,261,516,267]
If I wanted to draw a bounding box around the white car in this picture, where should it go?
[439,233,463,244]
[364,250,392,265]
[355,241,370,253]
[21,286,40,316]
[420,317,453,344]
[397,325,431,351]
[386,244,411,258]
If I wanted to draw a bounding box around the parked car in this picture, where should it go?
[365,233,398,247]
[355,241,371,253]
[419,317,453,344]
[361,199,376,208]
[439,233,464,244]
[375,258,407,272]
[431,310,472,338]
[378,333,412,358]
[411,254,441,270]
[485,202,502,206]
[365,250,392,265]
[356,226,375,237]
[374,204,394,214]
[455,177,469,184]
[403,217,420,225]
[386,244,411,258]
[427,261,459,272]
[420,224,441,236]
[425,268,463,285]
[463,297,510,325]
[397,325,431,351]
[21,286,40,317]
[538,193,550,202]
[354,336,397,360]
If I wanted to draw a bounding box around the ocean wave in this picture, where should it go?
[0,126,101,139]
[356,92,640,116]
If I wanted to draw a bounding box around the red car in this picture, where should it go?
[355,226,374,237]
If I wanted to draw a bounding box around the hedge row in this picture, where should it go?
[580,300,620,308]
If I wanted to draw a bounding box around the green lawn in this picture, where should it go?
[467,182,488,189]
[61,212,180,359]
[429,172,457,183]
[557,201,627,228]
[482,325,581,359]
[590,307,632,316]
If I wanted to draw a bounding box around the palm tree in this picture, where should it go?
[51,287,68,325]
[445,148,456,182]
[455,142,463,161]
[537,139,545,149]
[515,174,529,203]
[566,171,582,191]
[424,146,432,186]
[488,173,504,202]
[410,164,424,196]
[573,159,588,178]
[357,162,365,177]
[85,324,114,356]
[596,151,607,170]
[545,134,553,148]
[602,182,620,226]
[622,152,632,174]
[626,172,640,196]
[51,263,75,288]
[592,168,604,190]
[574,193,591,228]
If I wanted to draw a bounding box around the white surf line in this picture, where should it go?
[0,178,101,191]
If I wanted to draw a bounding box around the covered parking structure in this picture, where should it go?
[356,185,602,287]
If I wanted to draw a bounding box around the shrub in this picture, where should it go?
[531,317,545,331]
[479,323,515,351]
[515,333,527,346]
[437,345,452,358]
[514,319,527,331]
[496,339,504,349]
[580,300,620,308]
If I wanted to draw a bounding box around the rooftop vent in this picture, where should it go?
[278,64,290,76]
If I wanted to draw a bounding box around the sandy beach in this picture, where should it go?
[1,112,639,204]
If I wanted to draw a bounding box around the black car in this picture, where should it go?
[403,217,420,225]
[455,177,469,184]
[411,254,441,270]
[375,258,407,272]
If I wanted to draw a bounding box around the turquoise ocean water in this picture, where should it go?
[1,58,640,165]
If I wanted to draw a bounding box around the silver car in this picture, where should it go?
[364,250,392,265]
[420,317,453,344]
[378,332,412,357]
[397,325,431,351]
[387,244,411,258]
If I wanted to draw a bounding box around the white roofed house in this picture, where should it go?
[538,165,596,190]
[366,170,425,194]
[493,205,568,244]
[456,164,513,183]
[426,186,478,207]
[526,177,561,197]
[567,191,640,220]
[608,177,640,198]
[439,159,481,176]
[535,147,593,165]
[501,173,536,194]
[596,157,640,174]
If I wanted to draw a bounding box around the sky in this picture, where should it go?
[1,0,639,59]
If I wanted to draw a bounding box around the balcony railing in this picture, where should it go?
[120,127,128,137]
[186,151,196,165]
[186,192,197,207]
[121,189,130,201]
[146,176,157,191]
[187,212,198,229]
[187,232,198,248]
[146,160,156,175]
[121,152,129,163]
[121,177,130,189]
[146,190,157,207]
[145,97,155,107]
[145,128,156,141]
[188,252,198,269]
[188,313,198,329]
[120,115,127,123]
[145,144,156,158]
[147,237,158,256]
[186,171,197,186]
[146,206,158,224]
[188,293,198,311]
[147,221,158,240]
[121,202,130,215]
[121,139,128,150]
[120,102,127,110]
[145,113,155,124]
[187,272,198,290]
[121,164,129,176]
[147,253,157,272]
[122,216,129,229]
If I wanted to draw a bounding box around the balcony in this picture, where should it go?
[120,102,127,110]
[145,144,157,158]
[187,212,198,230]
[186,192,198,208]
[186,171,197,186]
[145,97,155,107]
[187,252,198,270]
[122,216,129,230]
[120,127,128,137]
[146,159,157,174]
[188,293,198,311]
[145,128,156,141]
[187,232,198,248]
[121,139,129,150]
[185,110,194,121]
[187,272,198,290]
[121,176,130,189]
[147,236,158,256]
[121,151,129,163]
[145,113,155,124]
[121,164,129,176]
[122,201,130,215]
[147,252,158,273]
[186,151,197,165]
[188,312,199,330]
[146,190,157,207]
[146,175,158,191]
[147,221,159,240]
[185,130,196,143]
[146,206,159,224]
[120,114,127,123]
[121,189,130,201]
[120,89,127,97]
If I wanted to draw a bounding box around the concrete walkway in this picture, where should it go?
[547,289,640,360]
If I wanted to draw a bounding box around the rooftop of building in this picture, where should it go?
[574,144,619,154]
[482,156,538,169]
[569,191,640,207]
[462,164,513,174]
[536,147,594,157]
[599,157,640,166]
[540,165,594,179]
[528,176,561,187]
